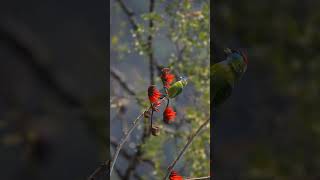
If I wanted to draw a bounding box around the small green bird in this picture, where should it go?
[211,48,248,107]
[167,76,188,98]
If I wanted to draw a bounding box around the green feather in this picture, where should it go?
[168,79,187,98]
[211,62,234,107]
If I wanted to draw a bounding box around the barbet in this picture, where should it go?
[211,48,248,107]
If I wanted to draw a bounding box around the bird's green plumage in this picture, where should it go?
[211,49,247,107]
[168,79,187,98]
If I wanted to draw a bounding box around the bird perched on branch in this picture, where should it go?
[167,76,188,99]
[211,48,248,107]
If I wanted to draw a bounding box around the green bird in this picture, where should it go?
[167,76,188,98]
[211,48,248,107]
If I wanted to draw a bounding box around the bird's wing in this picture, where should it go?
[213,80,232,107]
[211,62,234,107]
[168,84,182,98]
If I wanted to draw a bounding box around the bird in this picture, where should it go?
[211,48,248,107]
[167,76,188,98]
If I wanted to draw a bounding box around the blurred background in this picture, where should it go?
[110,0,209,179]
[0,0,107,180]
[213,0,320,179]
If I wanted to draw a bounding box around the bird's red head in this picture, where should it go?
[231,48,248,65]
[238,49,248,65]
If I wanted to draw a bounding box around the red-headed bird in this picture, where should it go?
[211,48,248,107]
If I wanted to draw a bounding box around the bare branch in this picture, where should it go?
[110,66,144,105]
[87,161,109,180]
[110,138,131,159]
[115,0,144,47]
[109,110,146,176]
[87,137,155,180]
[110,98,166,176]
[163,119,210,180]
[115,0,163,76]
[186,176,211,180]
[110,67,136,96]
[111,137,155,167]
[148,0,155,84]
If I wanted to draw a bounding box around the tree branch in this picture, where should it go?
[109,98,165,176]
[86,138,154,180]
[115,1,158,178]
[163,118,210,180]
[112,137,155,167]
[110,66,144,105]
[148,0,155,85]
[87,161,109,180]
[123,101,158,179]
[109,110,146,176]
[110,138,131,159]
[115,0,144,47]
[123,150,141,179]
[186,176,211,180]
[115,0,163,75]
[110,67,136,96]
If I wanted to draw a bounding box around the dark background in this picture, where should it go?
[213,0,320,179]
[0,0,107,180]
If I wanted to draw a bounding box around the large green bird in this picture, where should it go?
[167,77,188,98]
[211,48,248,107]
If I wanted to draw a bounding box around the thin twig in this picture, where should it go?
[166,98,170,108]
[110,98,166,176]
[109,110,147,176]
[110,138,131,159]
[116,0,163,75]
[110,67,136,96]
[123,99,166,178]
[117,1,156,177]
[110,66,144,105]
[163,118,210,180]
[186,176,211,180]
[115,0,144,44]
[112,138,156,167]
[87,161,109,180]
[150,108,154,131]
[123,151,141,179]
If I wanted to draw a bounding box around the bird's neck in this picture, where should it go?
[227,57,247,81]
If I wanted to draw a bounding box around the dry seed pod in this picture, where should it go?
[144,110,151,118]
[151,126,160,136]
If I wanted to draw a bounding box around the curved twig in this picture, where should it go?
[110,98,166,176]
[110,66,144,105]
[186,176,211,180]
[163,118,210,180]
[87,161,109,180]
[109,110,147,176]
